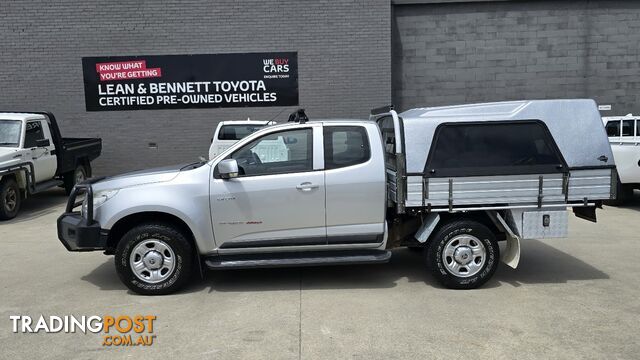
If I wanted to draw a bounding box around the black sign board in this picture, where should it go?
[81,52,298,111]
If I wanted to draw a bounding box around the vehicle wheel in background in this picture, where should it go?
[64,164,86,195]
[0,177,21,220]
[115,223,193,295]
[426,220,499,289]
[605,179,634,206]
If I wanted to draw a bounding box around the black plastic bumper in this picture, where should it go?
[57,213,108,251]
[56,179,108,252]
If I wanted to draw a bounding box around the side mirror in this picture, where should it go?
[218,159,239,179]
[36,139,50,148]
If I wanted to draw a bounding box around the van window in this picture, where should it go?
[622,120,634,137]
[218,124,264,141]
[324,126,370,170]
[427,121,565,177]
[24,121,44,148]
[606,121,620,137]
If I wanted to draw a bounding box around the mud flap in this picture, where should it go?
[414,213,440,243]
[486,211,521,269]
[501,232,521,269]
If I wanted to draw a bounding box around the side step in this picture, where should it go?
[32,179,64,194]
[204,250,392,270]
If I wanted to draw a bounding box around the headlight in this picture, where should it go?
[81,189,119,219]
[93,189,119,209]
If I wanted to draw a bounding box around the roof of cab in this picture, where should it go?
[219,119,271,125]
[0,112,46,121]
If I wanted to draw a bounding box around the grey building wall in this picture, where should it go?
[0,0,391,175]
[393,1,640,115]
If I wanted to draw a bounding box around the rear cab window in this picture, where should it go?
[217,124,265,141]
[323,126,370,170]
[426,121,566,177]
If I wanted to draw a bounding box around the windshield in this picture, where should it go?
[217,124,265,141]
[0,120,22,147]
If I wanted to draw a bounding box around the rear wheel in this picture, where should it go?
[64,164,87,195]
[0,178,21,220]
[426,220,499,289]
[115,223,193,295]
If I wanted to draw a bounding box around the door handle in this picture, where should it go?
[296,182,319,191]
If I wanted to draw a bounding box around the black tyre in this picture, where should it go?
[426,220,499,289]
[64,164,87,195]
[115,223,193,295]
[605,178,634,206]
[0,177,21,220]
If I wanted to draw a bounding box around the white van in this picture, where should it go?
[603,114,640,203]
[208,120,270,160]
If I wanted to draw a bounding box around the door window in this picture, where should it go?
[324,126,370,170]
[24,121,44,148]
[229,128,313,176]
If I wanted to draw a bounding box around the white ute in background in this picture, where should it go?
[0,112,101,220]
[208,119,271,160]
[603,114,640,203]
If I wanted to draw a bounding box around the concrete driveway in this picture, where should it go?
[0,189,639,359]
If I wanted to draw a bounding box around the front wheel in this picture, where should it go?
[0,178,21,220]
[115,223,193,295]
[426,220,499,289]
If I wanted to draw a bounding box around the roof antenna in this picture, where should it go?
[288,108,308,124]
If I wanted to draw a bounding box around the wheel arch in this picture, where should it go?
[418,211,504,246]
[1,170,27,191]
[105,211,198,255]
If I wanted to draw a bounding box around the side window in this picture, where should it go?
[427,121,565,177]
[324,126,370,170]
[229,128,312,177]
[622,120,634,137]
[606,121,620,137]
[24,121,44,148]
[637,120,640,136]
